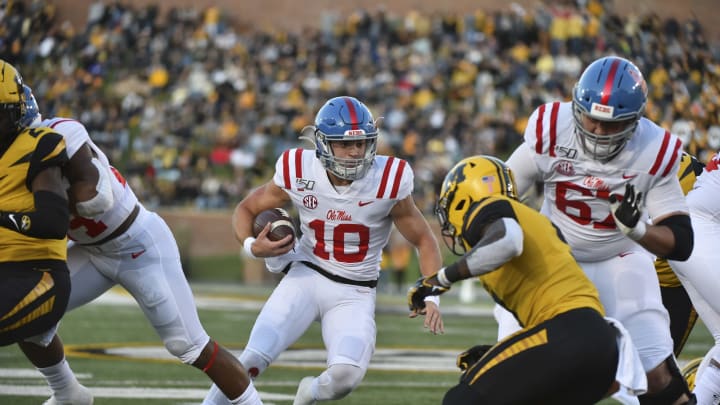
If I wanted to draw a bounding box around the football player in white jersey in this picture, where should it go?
[669,152,720,404]
[202,96,444,405]
[505,56,695,404]
[22,86,263,405]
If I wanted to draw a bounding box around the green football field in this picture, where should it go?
[0,279,712,404]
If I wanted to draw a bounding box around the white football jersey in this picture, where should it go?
[39,117,140,244]
[687,151,720,221]
[510,101,688,261]
[273,148,413,281]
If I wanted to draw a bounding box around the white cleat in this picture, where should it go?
[43,384,93,405]
[293,376,317,405]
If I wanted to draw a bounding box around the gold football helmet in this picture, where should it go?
[681,357,702,391]
[436,155,517,255]
[0,59,26,145]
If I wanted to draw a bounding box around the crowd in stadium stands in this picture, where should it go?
[1,0,719,212]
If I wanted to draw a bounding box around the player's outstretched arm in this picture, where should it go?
[391,195,444,334]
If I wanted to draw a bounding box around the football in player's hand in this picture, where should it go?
[252,208,296,242]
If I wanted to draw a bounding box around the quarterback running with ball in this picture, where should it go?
[203,96,444,405]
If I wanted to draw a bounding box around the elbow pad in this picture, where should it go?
[75,158,114,217]
[657,215,693,261]
[0,191,69,239]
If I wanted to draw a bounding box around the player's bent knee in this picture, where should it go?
[166,338,204,364]
[22,324,58,347]
[639,356,692,405]
[317,364,364,399]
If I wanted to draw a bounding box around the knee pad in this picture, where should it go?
[165,337,205,364]
[315,364,365,400]
[239,348,271,379]
[639,356,692,405]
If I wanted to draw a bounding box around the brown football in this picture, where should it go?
[252,208,296,242]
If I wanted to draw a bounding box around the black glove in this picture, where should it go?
[609,183,647,240]
[407,276,449,313]
[456,344,493,372]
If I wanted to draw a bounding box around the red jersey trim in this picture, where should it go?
[389,159,407,199]
[376,157,395,198]
[534,104,546,154]
[282,150,291,189]
[534,102,560,157]
[649,131,671,176]
[661,138,682,177]
[548,102,559,158]
[48,118,76,128]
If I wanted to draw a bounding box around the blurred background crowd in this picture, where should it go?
[2,0,719,214]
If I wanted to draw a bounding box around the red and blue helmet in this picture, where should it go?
[313,96,378,180]
[572,56,648,161]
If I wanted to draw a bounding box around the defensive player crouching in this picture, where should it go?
[409,155,648,404]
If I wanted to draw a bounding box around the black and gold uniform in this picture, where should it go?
[409,155,618,405]
[0,60,70,346]
[656,152,704,356]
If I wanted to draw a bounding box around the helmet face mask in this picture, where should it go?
[572,56,647,162]
[313,96,378,181]
[0,60,26,146]
[436,155,517,256]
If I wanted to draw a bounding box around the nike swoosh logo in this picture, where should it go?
[619,252,632,258]
[358,201,374,207]
[7,213,19,230]
[622,174,637,179]
[131,250,146,259]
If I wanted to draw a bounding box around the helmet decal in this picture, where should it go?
[436,155,517,255]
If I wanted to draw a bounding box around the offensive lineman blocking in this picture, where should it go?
[506,56,695,404]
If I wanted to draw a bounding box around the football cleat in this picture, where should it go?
[293,376,317,405]
[43,383,93,405]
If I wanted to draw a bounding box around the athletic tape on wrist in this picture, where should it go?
[437,268,451,287]
[424,295,440,307]
[243,237,257,259]
[627,220,647,241]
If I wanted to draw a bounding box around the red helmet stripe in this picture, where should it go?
[343,97,360,130]
[600,59,621,105]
